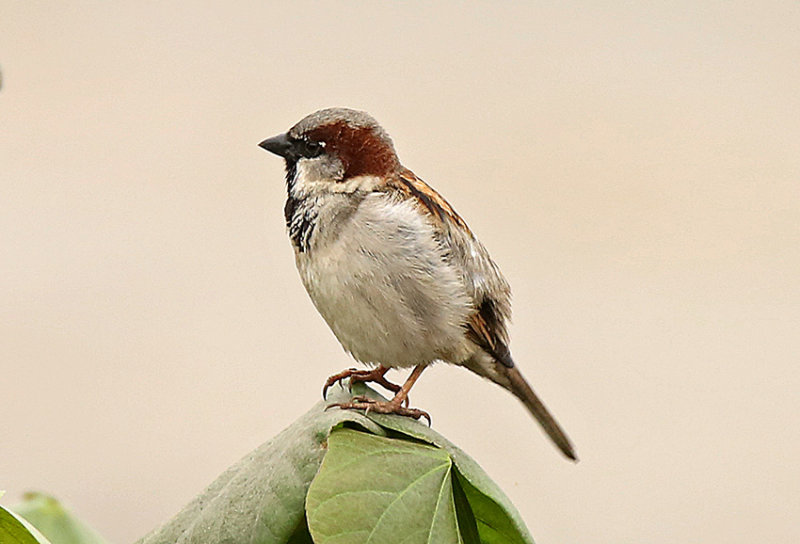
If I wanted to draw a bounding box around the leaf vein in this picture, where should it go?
[364,460,451,544]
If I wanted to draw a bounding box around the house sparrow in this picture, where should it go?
[259,108,576,460]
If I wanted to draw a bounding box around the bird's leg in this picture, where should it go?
[322,365,402,400]
[326,365,430,424]
[389,364,425,407]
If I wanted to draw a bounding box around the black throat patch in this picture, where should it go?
[283,160,316,252]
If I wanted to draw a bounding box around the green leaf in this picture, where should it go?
[452,472,530,544]
[136,382,535,544]
[350,385,535,544]
[306,428,461,544]
[135,387,385,544]
[0,503,53,544]
[451,471,480,544]
[286,514,315,544]
[10,493,107,544]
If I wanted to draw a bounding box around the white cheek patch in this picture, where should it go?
[293,159,382,197]
[295,157,343,184]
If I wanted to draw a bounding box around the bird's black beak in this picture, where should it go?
[258,133,292,158]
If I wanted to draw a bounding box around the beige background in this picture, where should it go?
[2,2,799,543]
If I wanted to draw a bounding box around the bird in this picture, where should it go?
[259,107,576,460]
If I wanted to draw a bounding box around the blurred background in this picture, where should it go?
[2,2,798,543]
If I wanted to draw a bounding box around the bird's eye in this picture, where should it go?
[300,138,325,158]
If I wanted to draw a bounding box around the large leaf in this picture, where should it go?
[136,387,385,544]
[0,502,53,544]
[10,493,108,544]
[137,382,535,544]
[305,428,461,544]
[338,384,535,544]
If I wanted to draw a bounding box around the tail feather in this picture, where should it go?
[504,365,577,461]
[462,352,577,461]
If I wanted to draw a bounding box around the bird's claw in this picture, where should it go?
[326,395,431,426]
[322,368,359,399]
[322,367,406,405]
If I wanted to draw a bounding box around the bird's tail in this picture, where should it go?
[503,364,577,461]
[462,352,577,461]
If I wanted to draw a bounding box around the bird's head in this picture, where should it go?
[259,108,400,187]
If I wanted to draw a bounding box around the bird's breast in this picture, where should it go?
[291,192,475,366]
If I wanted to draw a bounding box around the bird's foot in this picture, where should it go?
[326,395,431,425]
[322,366,405,404]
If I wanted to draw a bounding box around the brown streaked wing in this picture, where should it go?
[389,168,513,367]
[467,298,514,368]
[391,168,472,235]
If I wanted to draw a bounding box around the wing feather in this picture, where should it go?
[388,168,513,365]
